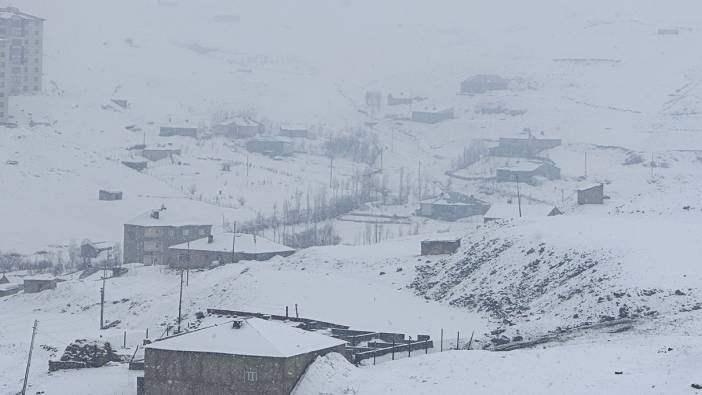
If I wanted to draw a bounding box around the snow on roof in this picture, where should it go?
[0,283,21,291]
[280,124,308,131]
[485,204,560,219]
[170,232,294,254]
[577,183,603,191]
[147,317,345,357]
[125,208,213,227]
[0,8,44,21]
[217,116,259,127]
[497,161,544,172]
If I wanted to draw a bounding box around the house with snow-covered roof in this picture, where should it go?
[411,106,454,124]
[168,232,295,268]
[495,160,560,184]
[123,207,212,266]
[213,116,263,138]
[417,192,489,221]
[144,317,346,395]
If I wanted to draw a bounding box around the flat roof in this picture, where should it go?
[125,209,213,227]
[485,204,560,219]
[170,232,294,255]
[147,317,345,357]
[577,183,603,192]
[0,8,44,21]
[497,161,544,172]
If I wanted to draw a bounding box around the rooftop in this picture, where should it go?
[0,7,44,21]
[497,161,544,172]
[577,183,604,192]
[125,208,213,227]
[485,204,561,219]
[170,232,294,255]
[147,317,345,357]
[217,116,260,127]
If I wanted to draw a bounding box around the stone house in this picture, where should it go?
[159,126,198,138]
[460,74,509,94]
[213,117,263,138]
[168,233,295,269]
[123,208,212,266]
[279,125,309,139]
[495,160,561,184]
[411,107,454,124]
[489,136,562,158]
[98,190,123,201]
[246,137,294,156]
[421,239,461,255]
[484,203,562,222]
[577,183,604,204]
[23,278,57,293]
[143,317,346,395]
[141,148,181,162]
[418,192,489,221]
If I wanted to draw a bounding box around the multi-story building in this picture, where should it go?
[123,207,213,266]
[0,7,44,96]
[0,39,9,122]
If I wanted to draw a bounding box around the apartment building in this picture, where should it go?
[0,7,44,96]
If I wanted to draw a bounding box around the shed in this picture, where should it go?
[495,160,561,183]
[489,136,562,158]
[169,232,295,268]
[0,283,22,297]
[421,239,461,255]
[417,192,489,221]
[577,183,604,205]
[141,149,181,162]
[411,108,454,124]
[460,74,509,94]
[279,125,309,139]
[144,317,346,395]
[99,190,123,201]
[213,117,263,138]
[159,126,198,138]
[484,204,562,222]
[23,278,57,293]
[246,138,294,156]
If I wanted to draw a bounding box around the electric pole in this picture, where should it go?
[177,269,184,334]
[584,151,588,178]
[329,156,333,188]
[21,320,38,395]
[100,260,107,330]
[231,222,237,264]
[515,175,522,218]
[186,241,190,286]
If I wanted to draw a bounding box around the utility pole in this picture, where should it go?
[329,156,333,188]
[21,320,38,395]
[417,160,422,200]
[177,269,184,334]
[584,151,588,178]
[100,260,107,330]
[515,175,522,218]
[186,241,190,286]
[231,222,237,264]
[246,156,249,177]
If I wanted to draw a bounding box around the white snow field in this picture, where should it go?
[2,0,702,394]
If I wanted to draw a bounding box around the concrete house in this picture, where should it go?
[577,183,604,205]
[98,190,123,201]
[246,137,294,156]
[123,208,213,266]
[168,233,295,269]
[213,117,263,138]
[279,125,309,139]
[418,192,489,221]
[460,74,509,94]
[411,107,454,124]
[144,317,346,395]
[495,160,561,184]
[141,148,181,162]
[489,136,562,158]
[387,93,414,106]
[23,278,57,293]
[484,204,562,222]
[0,7,44,96]
[421,239,461,255]
[159,126,198,138]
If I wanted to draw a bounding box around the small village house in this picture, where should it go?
[0,283,22,297]
[141,148,181,162]
[484,203,562,222]
[577,183,604,205]
[123,207,213,266]
[421,239,461,255]
[80,241,113,266]
[143,317,346,395]
[387,93,414,106]
[418,192,489,221]
[213,117,263,139]
[98,190,123,201]
[246,137,294,156]
[110,99,129,109]
[279,125,309,139]
[411,107,454,124]
[159,126,198,138]
[495,160,561,184]
[168,232,295,269]
[460,74,509,94]
[23,278,57,293]
[489,136,562,158]
[0,274,9,284]
[122,161,147,171]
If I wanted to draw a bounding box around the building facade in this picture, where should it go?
[0,7,44,96]
[495,161,561,184]
[123,208,212,266]
[577,183,604,204]
[421,239,461,255]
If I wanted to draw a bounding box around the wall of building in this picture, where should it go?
[578,185,604,204]
[124,224,212,265]
[23,280,56,293]
[169,249,295,269]
[0,15,43,96]
[421,240,461,255]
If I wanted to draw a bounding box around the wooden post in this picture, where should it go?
[407,337,411,358]
[373,348,376,365]
[295,304,299,318]
[177,270,184,333]
[21,320,38,395]
[231,223,237,263]
[440,328,443,352]
[392,339,395,360]
[123,331,127,349]
[285,306,289,319]
[467,331,474,350]
[425,339,428,354]
[456,331,460,350]
[146,328,149,339]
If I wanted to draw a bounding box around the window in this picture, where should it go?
[168,229,175,237]
[198,228,206,236]
[182,229,190,237]
[245,369,257,382]
[144,227,161,238]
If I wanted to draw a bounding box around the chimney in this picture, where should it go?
[208,235,214,244]
[232,320,243,329]
[150,210,160,219]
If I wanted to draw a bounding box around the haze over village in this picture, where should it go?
[2,1,702,394]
